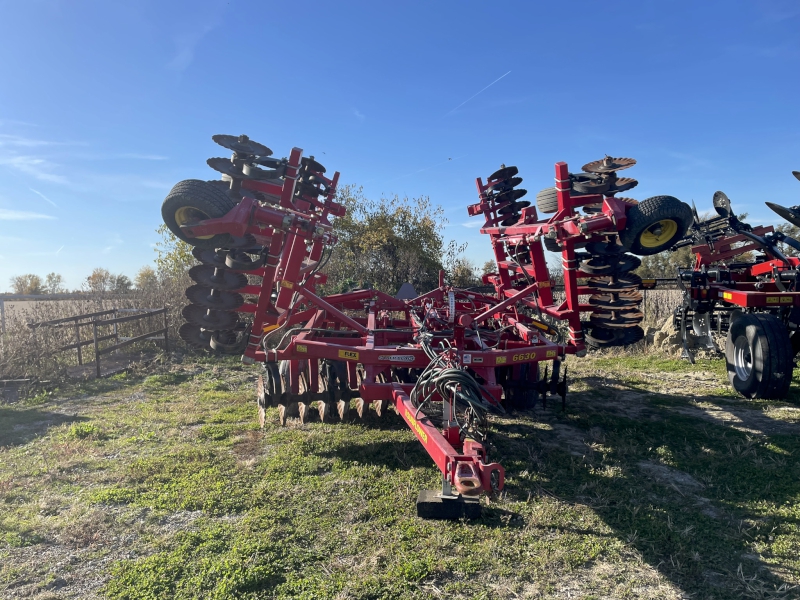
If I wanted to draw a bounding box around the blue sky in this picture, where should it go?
[0,0,798,290]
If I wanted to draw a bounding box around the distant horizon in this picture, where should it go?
[1,0,798,290]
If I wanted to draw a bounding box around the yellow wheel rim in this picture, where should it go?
[174,206,213,240]
[638,219,678,248]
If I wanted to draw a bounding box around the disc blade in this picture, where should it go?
[589,311,644,328]
[585,273,643,293]
[179,323,213,349]
[490,188,528,203]
[207,157,245,179]
[766,202,800,228]
[188,264,248,291]
[185,285,244,311]
[212,134,272,157]
[607,177,638,194]
[301,156,326,174]
[489,166,519,181]
[582,156,636,174]
[792,170,800,182]
[487,177,523,193]
[588,293,642,310]
[192,247,228,268]
[498,200,531,215]
[182,304,240,330]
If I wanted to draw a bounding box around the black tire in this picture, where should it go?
[619,195,692,256]
[725,313,793,399]
[536,187,560,214]
[162,179,236,249]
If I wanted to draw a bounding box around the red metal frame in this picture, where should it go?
[179,155,652,497]
[688,226,800,308]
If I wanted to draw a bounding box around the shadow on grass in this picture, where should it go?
[0,405,87,447]
[489,377,800,598]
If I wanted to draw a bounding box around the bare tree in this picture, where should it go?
[44,272,65,294]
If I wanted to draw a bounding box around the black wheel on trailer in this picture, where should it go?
[619,195,692,256]
[536,187,559,214]
[725,313,793,399]
[161,179,236,249]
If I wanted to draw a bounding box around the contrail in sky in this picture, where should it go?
[30,188,57,207]
[444,71,512,117]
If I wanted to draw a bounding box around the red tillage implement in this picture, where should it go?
[162,136,692,518]
[671,174,800,399]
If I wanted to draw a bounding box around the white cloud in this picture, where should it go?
[0,155,68,184]
[0,133,61,148]
[352,108,366,121]
[461,221,482,228]
[0,208,56,220]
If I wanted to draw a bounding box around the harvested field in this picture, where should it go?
[1,354,799,599]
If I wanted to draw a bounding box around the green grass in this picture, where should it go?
[1,354,799,599]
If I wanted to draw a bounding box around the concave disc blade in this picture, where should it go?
[490,188,528,203]
[498,200,531,215]
[207,157,245,178]
[489,166,518,181]
[179,323,213,349]
[185,284,244,311]
[487,177,523,193]
[182,304,240,330]
[616,254,642,274]
[585,325,643,348]
[301,157,326,174]
[580,257,615,275]
[766,202,800,228]
[607,177,638,194]
[583,254,642,275]
[793,170,800,182]
[590,311,644,328]
[588,293,642,310]
[585,273,643,293]
[189,264,248,291]
[192,248,228,269]
[582,156,636,174]
[500,216,520,227]
[212,134,272,157]
[584,326,619,348]
[192,247,228,268]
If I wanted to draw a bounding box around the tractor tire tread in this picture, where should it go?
[536,187,559,214]
[619,195,692,256]
[162,179,236,249]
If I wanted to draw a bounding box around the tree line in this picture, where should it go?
[17,186,769,297]
[7,267,159,295]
